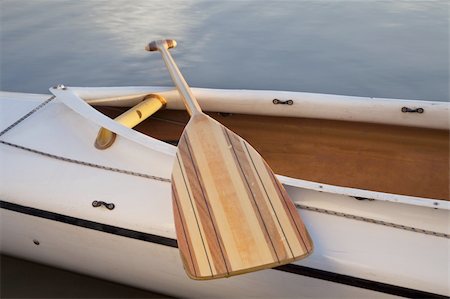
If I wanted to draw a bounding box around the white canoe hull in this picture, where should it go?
[0,89,448,298]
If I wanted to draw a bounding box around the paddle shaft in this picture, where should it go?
[146,39,313,280]
[147,40,202,116]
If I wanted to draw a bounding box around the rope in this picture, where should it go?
[0,96,170,183]
[296,204,449,239]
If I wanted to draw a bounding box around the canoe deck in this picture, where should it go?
[96,106,449,201]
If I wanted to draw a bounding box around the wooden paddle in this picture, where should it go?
[146,39,313,280]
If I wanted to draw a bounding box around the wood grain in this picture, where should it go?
[172,114,312,279]
[96,107,449,201]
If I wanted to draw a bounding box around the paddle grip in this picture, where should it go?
[146,39,177,51]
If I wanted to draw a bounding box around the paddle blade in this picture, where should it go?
[172,114,313,280]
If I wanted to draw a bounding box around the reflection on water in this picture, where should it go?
[0,0,448,101]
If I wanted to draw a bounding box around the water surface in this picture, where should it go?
[1,0,448,101]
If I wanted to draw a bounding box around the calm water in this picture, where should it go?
[0,0,448,101]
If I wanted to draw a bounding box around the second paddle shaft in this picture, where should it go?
[146,40,202,116]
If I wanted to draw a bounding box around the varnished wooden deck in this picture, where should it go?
[96,107,449,201]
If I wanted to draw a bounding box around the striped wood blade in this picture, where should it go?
[172,114,313,280]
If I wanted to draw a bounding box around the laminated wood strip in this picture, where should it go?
[172,116,311,279]
[173,155,213,277]
[172,183,199,276]
[180,133,231,276]
[223,127,288,262]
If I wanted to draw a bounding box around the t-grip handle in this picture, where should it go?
[145,39,177,52]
